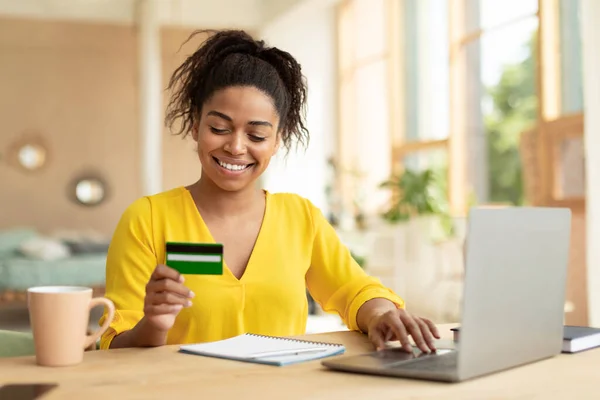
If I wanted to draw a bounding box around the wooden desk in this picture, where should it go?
[0,324,598,399]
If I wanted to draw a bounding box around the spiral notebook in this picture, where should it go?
[179,333,345,366]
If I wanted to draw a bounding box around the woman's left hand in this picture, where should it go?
[367,308,440,353]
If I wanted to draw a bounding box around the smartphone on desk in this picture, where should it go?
[0,383,58,400]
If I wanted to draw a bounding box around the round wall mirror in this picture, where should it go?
[69,175,108,207]
[75,179,105,205]
[7,134,49,172]
[18,143,47,171]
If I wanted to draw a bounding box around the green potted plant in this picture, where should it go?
[379,168,454,238]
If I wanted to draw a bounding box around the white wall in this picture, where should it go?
[260,0,304,24]
[258,1,339,214]
[582,0,600,327]
[0,0,264,29]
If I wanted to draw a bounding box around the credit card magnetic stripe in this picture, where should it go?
[166,243,223,254]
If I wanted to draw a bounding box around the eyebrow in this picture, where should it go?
[206,110,273,128]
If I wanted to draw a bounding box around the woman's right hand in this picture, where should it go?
[144,264,195,332]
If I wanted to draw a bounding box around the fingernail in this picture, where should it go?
[179,275,185,283]
[189,291,195,298]
[185,300,192,307]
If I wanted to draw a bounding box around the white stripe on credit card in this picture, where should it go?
[166,254,222,263]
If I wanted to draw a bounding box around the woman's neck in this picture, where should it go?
[189,177,264,220]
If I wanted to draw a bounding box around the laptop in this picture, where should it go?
[322,207,571,382]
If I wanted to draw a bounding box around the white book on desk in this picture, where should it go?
[563,326,600,353]
[179,333,345,366]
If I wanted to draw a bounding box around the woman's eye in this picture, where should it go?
[210,127,228,134]
[249,135,266,142]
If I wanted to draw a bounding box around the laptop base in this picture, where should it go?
[321,348,460,383]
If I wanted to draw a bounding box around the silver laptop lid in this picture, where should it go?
[458,207,571,380]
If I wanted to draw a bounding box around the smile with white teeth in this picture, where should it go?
[215,157,252,172]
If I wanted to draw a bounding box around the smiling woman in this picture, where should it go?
[192,86,280,192]
[99,30,440,353]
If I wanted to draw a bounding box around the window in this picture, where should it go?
[336,0,585,218]
[449,0,539,213]
[449,0,584,213]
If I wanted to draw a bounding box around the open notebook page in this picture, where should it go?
[179,333,345,366]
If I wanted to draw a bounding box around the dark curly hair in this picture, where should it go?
[164,29,309,152]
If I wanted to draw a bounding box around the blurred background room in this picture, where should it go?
[1,0,599,336]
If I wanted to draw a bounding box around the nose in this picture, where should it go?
[224,132,246,155]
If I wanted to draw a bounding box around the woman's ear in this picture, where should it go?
[191,121,199,142]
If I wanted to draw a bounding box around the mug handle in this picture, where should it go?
[84,297,116,349]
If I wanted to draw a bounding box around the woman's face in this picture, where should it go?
[193,86,281,193]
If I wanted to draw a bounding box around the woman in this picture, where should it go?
[99,30,440,353]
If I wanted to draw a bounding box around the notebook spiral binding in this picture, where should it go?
[246,333,343,347]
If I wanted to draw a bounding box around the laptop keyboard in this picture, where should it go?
[393,352,458,372]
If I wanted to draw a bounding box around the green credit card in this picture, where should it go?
[165,242,223,275]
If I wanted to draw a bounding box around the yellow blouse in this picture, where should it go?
[99,187,404,349]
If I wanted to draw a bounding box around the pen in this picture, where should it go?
[247,348,329,359]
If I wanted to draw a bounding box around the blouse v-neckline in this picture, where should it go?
[182,187,271,283]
